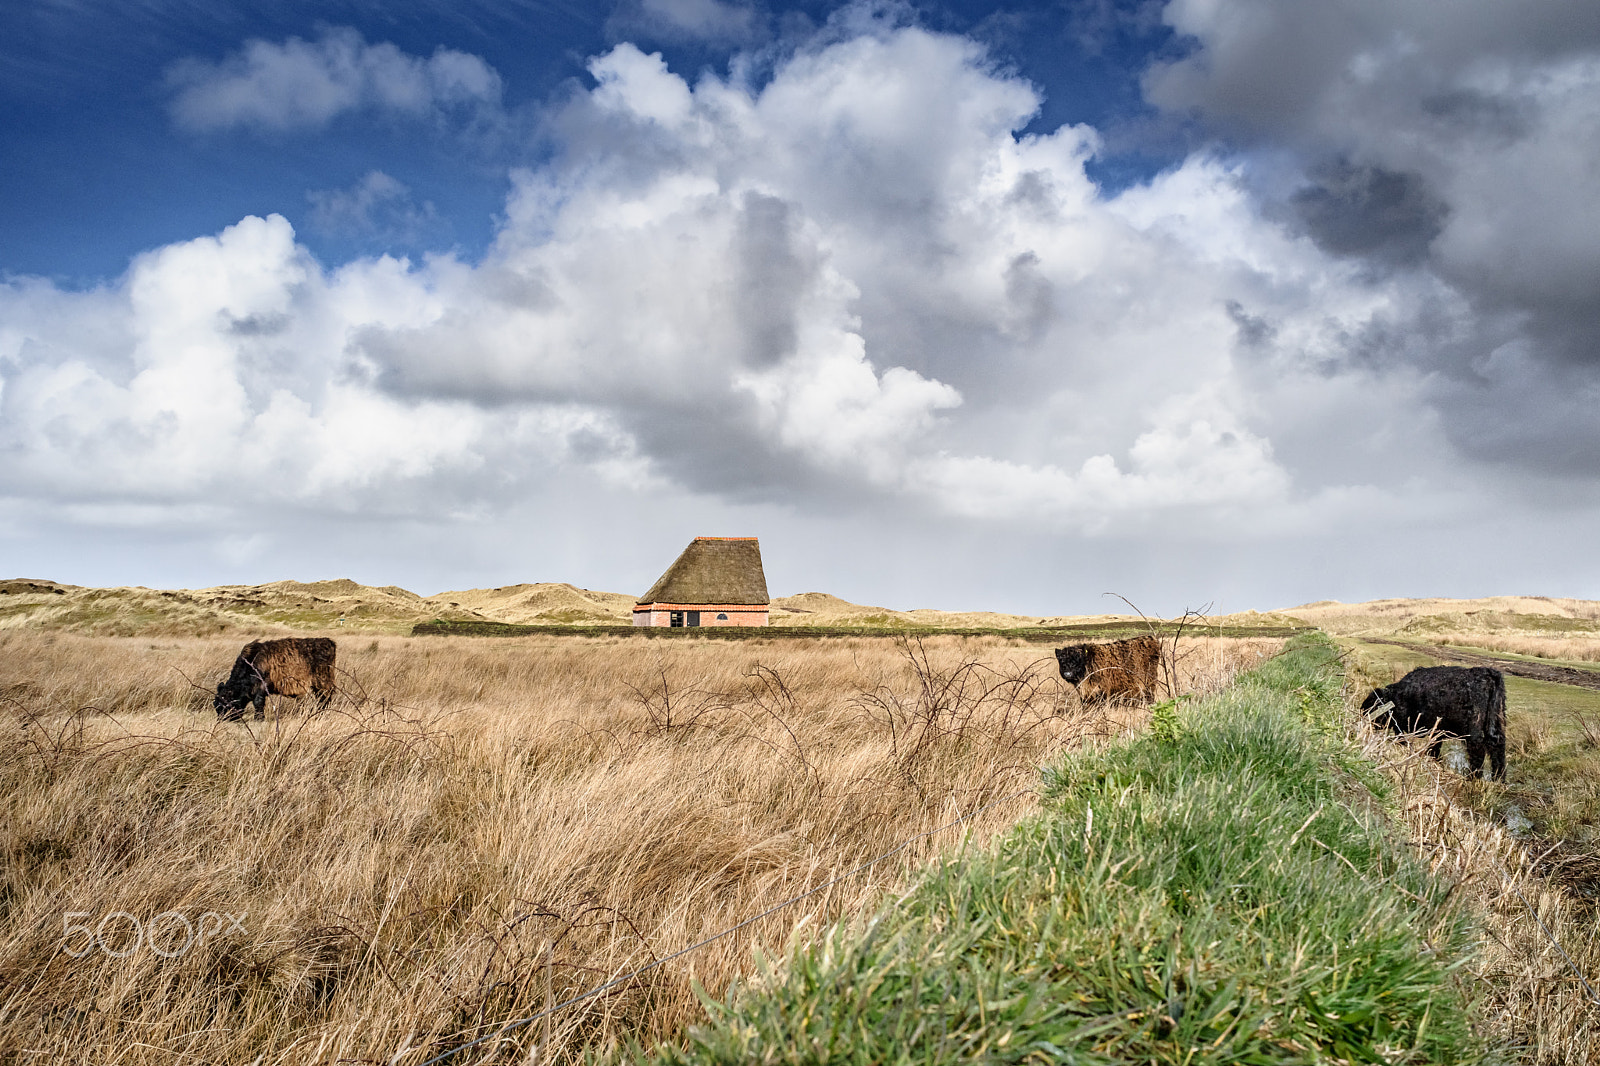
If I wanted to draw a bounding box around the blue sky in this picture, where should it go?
[1,1,1182,280]
[3,0,1600,613]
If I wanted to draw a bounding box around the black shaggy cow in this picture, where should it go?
[215,638,337,721]
[1055,636,1161,705]
[1360,665,1506,781]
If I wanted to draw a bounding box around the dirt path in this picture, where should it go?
[1362,638,1600,692]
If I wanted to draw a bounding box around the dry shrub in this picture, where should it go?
[1510,714,1560,762]
[1348,699,1600,1064]
[0,631,1272,1064]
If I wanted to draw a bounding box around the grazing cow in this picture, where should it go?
[1360,665,1506,781]
[1055,636,1162,705]
[214,638,337,721]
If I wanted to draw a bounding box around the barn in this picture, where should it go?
[633,537,770,627]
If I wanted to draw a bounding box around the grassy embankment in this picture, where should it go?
[641,635,1491,1065]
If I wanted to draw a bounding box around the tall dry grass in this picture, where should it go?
[1421,633,1600,664]
[0,631,1277,1064]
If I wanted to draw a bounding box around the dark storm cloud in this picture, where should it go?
[732,192,815,368]
[1433,355,1600,477]
[1419,88,1533,145]
[1290,161,1448,267]
[1224,300,1274,349]
[1148,0,1600,476]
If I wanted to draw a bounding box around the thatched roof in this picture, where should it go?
[637,538,769,605]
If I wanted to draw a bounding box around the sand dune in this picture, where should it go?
[0,579,1136,635]
[422,582,636,625]
[769,591,1153,629]
[1269,596,1600,637]
[5,576,1596,637]
[0,578,472,636]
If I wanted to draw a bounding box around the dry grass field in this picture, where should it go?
[1414,633,1600,664]
[0,630,1278,1064]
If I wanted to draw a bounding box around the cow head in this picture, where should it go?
[214,676,262,721]
[1055,645,1090,685]
[1359,686,1395,725]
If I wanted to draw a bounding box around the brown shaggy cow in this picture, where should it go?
[1054,636,1161,705]
[214,638,337,721]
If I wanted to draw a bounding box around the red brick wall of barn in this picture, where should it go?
[632,605,769,627]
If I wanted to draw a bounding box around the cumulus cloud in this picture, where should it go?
[348,29,1359,525]
[0,214,659,527]
[5,10,1586,592]
[167,27,502,132]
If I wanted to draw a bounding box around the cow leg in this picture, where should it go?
[1464,737,1487,779]
[253,693,267,721]
[1427,739,1444,762]
[1490,740,1507,782]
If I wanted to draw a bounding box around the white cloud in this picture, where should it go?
[341,26,1459,530]
[167,27,502,132]
[0,215,622,515]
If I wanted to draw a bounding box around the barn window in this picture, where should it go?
[669,611,684,627]
[716,613,728,620]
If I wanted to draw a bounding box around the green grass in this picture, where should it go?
[637,636,1487,1065]
[1341,640,1440,690]
[1357,633,1600,675]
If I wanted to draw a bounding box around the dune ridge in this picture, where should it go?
[4,577,1597,638]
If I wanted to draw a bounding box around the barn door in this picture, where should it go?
[687,611,701,627]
